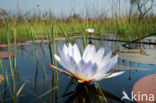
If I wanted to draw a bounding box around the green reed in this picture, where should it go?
[30,27,40,89]
[59,26,74,44]
[0,60,4,77]
[38,35,47,79]
[12,27,19,78]
[80,25,88,48]
[49,10,59,102]
[0,60,15,103]
[5,19,16,103]
[30,27,39,60]
[42,60,47,79]
[1,16,156,44]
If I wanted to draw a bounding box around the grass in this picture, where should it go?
[1,16,156,44]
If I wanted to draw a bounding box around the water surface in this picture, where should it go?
[0,38,156,103]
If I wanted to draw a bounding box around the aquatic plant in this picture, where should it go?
[49,43,124,83]
[86,28,95,33]
[86,28,95,44]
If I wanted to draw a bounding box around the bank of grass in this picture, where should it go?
[0,16,156,44]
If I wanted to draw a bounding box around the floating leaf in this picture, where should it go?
[133,73,156,102]
[144,36,156,40]
[119,49,156,65]
[0,50,14,60]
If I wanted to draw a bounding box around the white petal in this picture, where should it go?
[98,55,118,74]
[93,48,104,65]
[82,45,92,59]
[105,71,124,78]
[72,44,81,64]
[63,44,68,59]
[54,54,69,69]
[68,43,73,57]
[98,52,112,70]
[93,55,118,80]
[82,44,96,63]
[94,73,107,81]
[63,43,73,59]
[62,43,81,64]
[69,56,80,75]
[94,71,124,81]
[58,48,74,73]
[103,55,118,73]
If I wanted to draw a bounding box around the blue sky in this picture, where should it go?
[0,0,155,17]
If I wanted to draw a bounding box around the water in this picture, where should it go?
[0,38,156,103]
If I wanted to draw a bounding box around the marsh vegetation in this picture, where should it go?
[0,0,156,103]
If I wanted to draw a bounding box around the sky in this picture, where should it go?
[0,0,155,18]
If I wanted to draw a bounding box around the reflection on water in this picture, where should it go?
[0,38,156,103]
[63,83,121,103]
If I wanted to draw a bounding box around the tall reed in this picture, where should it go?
[30,27,39,60]
[49,11,59,103]
[5,19,16,103]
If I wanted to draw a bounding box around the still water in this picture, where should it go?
[0,38,156,103]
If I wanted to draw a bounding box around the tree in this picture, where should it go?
[67,13,81,21]
[130,0,154,19]
[0,8,8,17]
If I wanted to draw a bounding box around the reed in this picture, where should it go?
[1,16,156,44]
[59,26,74,44]
[30,27,40,89]
[0,60,4,77]
[42,60,47,79]
[49,10,59,102]
[30,27,39,60]
[0,60,15,103]
[80,26,88,48]
[12,26,20,81]
[5,19,16,103]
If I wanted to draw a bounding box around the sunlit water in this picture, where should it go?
[0,37,156,103]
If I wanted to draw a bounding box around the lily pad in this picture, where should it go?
[0,50,14,60]
[0,42,32,48]
[119,49,156,65]
[144,36,156,40]
[133,74,156,102]
[0,74,4,82]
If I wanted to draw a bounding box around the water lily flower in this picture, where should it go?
[86,28,94,33]
[49,43,124,83]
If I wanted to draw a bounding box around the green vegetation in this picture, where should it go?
[0,16,156,44]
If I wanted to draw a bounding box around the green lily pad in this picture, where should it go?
[119,49,156,65]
